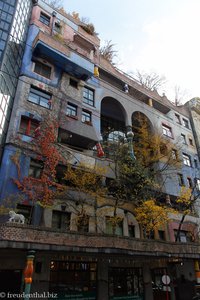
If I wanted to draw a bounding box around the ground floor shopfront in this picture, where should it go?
[0,249,198,300]
[0,223,200,300]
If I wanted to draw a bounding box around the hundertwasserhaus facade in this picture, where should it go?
[0,1,200,300]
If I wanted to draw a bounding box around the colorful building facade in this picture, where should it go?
[0,1,200,299]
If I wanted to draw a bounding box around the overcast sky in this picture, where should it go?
[63,0,200,103]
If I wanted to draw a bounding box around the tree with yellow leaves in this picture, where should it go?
[134,199,174,239]
[175,185,199,242]
[61,163,107,232]
[132,112,182,173]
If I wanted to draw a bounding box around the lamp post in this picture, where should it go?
[126,130,135,159]
[23,250,35,300]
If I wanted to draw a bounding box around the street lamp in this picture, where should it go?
[23,250,35,300]
[126,130,135,159]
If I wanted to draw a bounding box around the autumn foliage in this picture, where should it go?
[12,116,63,208]
[134,199,174,238]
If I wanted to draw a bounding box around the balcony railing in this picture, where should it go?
[1,223,200,258]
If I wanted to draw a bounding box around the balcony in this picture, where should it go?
[33,31,94,80]
[1,223,200,258]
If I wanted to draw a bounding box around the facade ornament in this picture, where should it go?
[8,210,25,224]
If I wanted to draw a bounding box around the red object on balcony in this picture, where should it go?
[96,142,104,157]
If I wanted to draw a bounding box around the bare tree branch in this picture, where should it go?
[135,70,166,91]
[100,40,118,65]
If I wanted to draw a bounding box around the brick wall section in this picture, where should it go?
[1,223,200,258]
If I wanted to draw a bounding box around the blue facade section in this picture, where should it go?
[20,25,61,86]
[0,145,30,201]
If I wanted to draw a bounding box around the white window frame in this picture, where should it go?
[183,153,191,167]
[162,124,173,138]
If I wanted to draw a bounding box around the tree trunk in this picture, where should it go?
[175,213,187,242]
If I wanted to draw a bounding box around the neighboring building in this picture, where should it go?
[0,0,32,158]
[0,1,200,300]
[186,98,200,159]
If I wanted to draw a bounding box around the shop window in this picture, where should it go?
[181,134,187,144]
[162,124,173,138]
[28,159,43,178]
[52,211,71,230]
[83,87,94,106]
[109,267,144,299]
[19,116,40,137]
[82,110,92,124]
[66,103,77,118]
[49,261,97,295]
[34,61,51,79]
[106,217,123,236]
[182,118,189,129]
[178,173,184,186]
[39,12,50,26]
[183,153,191,167]
[175,113,181,124]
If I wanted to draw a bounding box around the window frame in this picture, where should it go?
[128,224,135,237]
[19,116,40,137]
[181,133,187,144]
[39,12,50,26]
[194,159,198,168]
[162,124,173,138]
[54,21,62,34]
[105,216,123,236]
[28,159,43,179]
[52,210,71,230]
[33,60,52,79]
[66,103,78,118]
[187,177,193,188]
[82,110,92,124]
[83,86,95,106]
[175,113,181,124]
[196,179,200,191]
[28,86,52,109]
[174,230,192,243]
[182,153,192,167]
[182,118,190,129]
[178,173,184,186]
